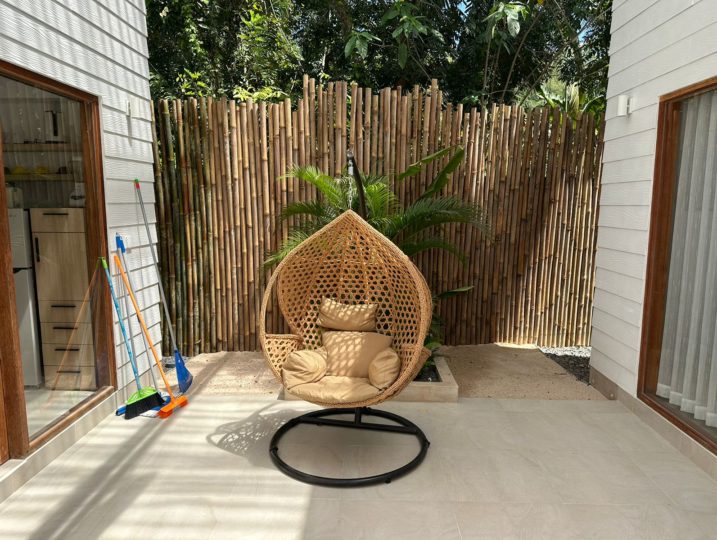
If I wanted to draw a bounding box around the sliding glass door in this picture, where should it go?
[641,77,717,450]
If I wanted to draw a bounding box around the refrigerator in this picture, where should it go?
[9,208,43,387]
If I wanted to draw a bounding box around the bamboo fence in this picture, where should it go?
[151,76,603,354]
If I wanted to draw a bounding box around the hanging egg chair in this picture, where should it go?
[260,206,434,487]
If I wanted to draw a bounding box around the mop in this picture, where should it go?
[100,258,164,419]
[114,254,188,418]
[113,235,169,417]
[133,178,193,394]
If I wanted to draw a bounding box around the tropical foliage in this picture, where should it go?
[146,0,612,109]
[265,147,489,267]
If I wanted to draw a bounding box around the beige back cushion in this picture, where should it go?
[322,331,393,377]
[318,298,377,331]
[368,348,401,389]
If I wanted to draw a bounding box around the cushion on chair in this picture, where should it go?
[322,331,393,377]
[289,375,381,403]
[368,348,402,389]
[281,348,328,390]
[318,298,377,331]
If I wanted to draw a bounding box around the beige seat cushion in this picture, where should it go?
[318,298,377,331]
[322,331,393,377]
[281,348,328,390]
[368,348,401,389]
[289,375,381,403]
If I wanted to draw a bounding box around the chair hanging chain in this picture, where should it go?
[347,148,367,219]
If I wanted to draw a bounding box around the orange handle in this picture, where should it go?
[113,254,175,399]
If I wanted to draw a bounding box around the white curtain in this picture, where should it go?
[657,89,717,427]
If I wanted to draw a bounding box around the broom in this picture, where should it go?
[133,178,193,394]
[113,236,169,417]
[114,254,188,418]
[101,258,164,419]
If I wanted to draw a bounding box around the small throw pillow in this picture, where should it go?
[318,298,377,331]
[368,348,401,389]
[322,331,393,378]
[282,348,328,390]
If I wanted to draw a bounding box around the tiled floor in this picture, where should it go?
[2,395,717,539]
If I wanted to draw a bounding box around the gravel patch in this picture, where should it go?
[540,346,591,384]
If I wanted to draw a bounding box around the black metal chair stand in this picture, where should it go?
[269,407,430,487]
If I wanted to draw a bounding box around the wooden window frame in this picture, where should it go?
[638,75,717,454]
[0,60,116,459]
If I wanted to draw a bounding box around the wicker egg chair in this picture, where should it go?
[260,209,434,487]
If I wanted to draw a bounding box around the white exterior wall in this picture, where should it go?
[0,0,161,391]
[592,0,717,395]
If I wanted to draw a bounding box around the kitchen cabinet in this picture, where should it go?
[30,208,96,390]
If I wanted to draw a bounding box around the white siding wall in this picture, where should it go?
[0,0,160,391]
[592,0,717,395]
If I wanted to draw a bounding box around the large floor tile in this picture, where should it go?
[336,500,461,540]
[538,450,671,505]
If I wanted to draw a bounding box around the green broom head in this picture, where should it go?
[125,387,165,420]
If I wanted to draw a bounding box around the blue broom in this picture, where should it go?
[133,179,193,393]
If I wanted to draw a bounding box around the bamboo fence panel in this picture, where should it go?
[151,77,604,354]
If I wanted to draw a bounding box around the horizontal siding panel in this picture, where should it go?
[108,222,158,247]
[610,0,701,55]
[600,181,652,207]
[5,0,149,78]
[102,132,154,163]
[602,130,656,163]
[598,205,650,231]
[596,226,648,254]
[604,104,657,139]
[607,23,717,98]
[103,157,154,182]
[589,348,639,395]
[91,0,147,36]
[591,328,640,371]
[593,287,644,327]
[0,3,149,97]
[611,0,660,33]
[105,179,156,205]
[601,156,655,184]
[595,248,646,279]
[62,0,148,56]
[106,202,156,228]
[592,307,641,349]
[102,107,154,143]
[594,268,645,304]
[0,38,150,113]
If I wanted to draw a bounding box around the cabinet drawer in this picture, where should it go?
[44,365,96,391]
[34,232,89,301]
[30,208,85,233]
[42,343,95,368]
[38,301,91,323]
[41,323,93,345]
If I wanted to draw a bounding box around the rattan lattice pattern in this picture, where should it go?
[259,211,432,407]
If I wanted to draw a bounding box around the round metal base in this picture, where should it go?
[269,407,430,487]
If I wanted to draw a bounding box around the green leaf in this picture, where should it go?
[396,147,454,181]
[436,285,474,300]
[397,42,408,68]
[419,147,465,200]
[357,37,368,59]
[344,36,356,58]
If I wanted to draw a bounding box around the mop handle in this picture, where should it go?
[100,258,142,389]
[116,235,159,390]
[133,179,180,352]
[113,254,176,399]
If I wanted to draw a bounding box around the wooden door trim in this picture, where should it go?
[0,60,116,458]
[637,75,717,454]
[0,130,29,459]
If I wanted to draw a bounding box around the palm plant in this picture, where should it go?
[265,146,490,268]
